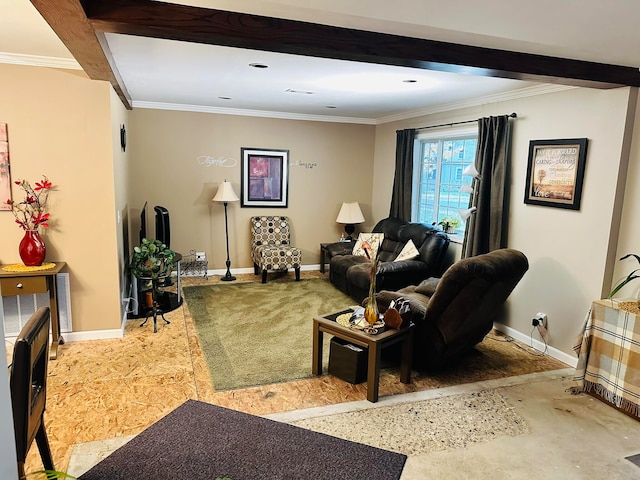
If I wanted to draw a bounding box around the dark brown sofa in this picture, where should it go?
[328,217,450,302]
[374,248,529,370]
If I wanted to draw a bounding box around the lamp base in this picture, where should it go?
[344,224,356,241]
[221,259,236,281]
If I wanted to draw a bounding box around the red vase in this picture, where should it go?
[19,230,46,266]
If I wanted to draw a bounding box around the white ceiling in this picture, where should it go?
[2,0,640,122]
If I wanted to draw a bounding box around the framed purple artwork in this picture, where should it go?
[240,148,289,207]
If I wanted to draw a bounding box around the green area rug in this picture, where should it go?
[183,278,354,391]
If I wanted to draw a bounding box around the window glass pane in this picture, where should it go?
[412,134,478,233]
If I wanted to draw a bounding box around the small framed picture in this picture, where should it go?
[241,148,289,207]
[0,123,11,211]
[524,138,588,210]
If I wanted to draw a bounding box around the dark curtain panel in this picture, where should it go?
[389,128,416,221]
[462,115,512,258]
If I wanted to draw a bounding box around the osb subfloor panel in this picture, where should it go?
[21,270,567,474]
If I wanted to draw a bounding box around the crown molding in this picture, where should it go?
[376,84,577,124]
[134,85,577,125]
[0,52,81,70]
[132,101,377,124]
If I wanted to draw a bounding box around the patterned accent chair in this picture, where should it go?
[250,216,302,283]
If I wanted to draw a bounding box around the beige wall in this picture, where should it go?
[613,94,640,300]
[128,109,375,271]
[3,60,640,362]
[0,63,122,332]
[373,86,638,357]
[110,87,131,321]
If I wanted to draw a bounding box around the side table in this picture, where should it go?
[0,262,66,359]
[319,241,353,274]
[312,310,414,402]
[573,300,640,420]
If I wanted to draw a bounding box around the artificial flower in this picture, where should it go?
[6,176,52,230]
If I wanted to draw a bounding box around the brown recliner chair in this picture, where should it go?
[375,248,529,371]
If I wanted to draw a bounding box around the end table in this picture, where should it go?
[312,310,414,402]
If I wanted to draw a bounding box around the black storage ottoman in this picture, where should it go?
[328,336,368,384]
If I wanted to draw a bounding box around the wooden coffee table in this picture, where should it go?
[312,310,414,402]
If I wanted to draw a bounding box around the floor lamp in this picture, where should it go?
[212,180,239,281]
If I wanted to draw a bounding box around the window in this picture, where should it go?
[412,129,478,234]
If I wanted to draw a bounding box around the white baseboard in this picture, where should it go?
[205,264,322,277]
[63,329,124,342]
[493,322,578,368]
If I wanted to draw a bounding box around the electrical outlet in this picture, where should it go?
[195,251,206,261]
[534,312,547,328]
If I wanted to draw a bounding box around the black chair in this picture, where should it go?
[9,306,54,479]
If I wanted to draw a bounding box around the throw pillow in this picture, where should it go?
[352,233,384,259]
[394,239,420,262]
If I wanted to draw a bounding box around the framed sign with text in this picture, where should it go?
[524,138,588,210]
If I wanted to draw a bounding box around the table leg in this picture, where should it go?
[47,276,62,360]
[312,320,323,375]
[367,341,382,402]
[176,259,182,304]
[399,328,414,384]
[320,247,326,274]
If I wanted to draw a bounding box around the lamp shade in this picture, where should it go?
[212,180,239,203]
[458,206,477,221]
[336,202,365,224]
[462,164,480,178]
[459,183,474,194]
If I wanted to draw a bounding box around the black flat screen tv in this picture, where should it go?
[139,201,148,245]
[154,205,170,248]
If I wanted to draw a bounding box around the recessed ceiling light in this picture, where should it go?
[249,63,269,69]
[218,96,232,100]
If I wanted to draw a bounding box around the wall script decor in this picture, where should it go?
[524,138,588,210]
[240,147,289,208]
[0,123,11,211]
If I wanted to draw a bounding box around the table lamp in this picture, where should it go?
[336,202,365,241]
[212,180,239,281]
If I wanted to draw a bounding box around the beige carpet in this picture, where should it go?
[182,278,354,390]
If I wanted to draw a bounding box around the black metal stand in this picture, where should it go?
[139,276,171,333]
[221,201,236,281]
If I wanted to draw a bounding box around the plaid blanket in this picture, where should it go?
[572,300,640,417]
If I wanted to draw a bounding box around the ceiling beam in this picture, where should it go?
[32,0,640,112]
[81,0,640,89]
[30,0,132,109]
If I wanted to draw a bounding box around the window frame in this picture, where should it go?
[411,125,478,236]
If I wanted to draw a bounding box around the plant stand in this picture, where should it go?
[137,275,171,333]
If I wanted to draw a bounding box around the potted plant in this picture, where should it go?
[608,253,640,312]
[437,216,461,234]
[128,238,176,286]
